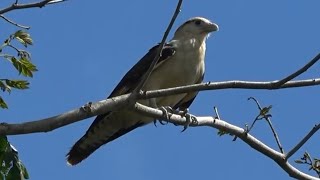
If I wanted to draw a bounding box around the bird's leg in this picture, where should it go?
[149,98,171,126]
[157,106,174,125]
[180,109,198,132]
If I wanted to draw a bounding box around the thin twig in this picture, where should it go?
[143,78,320,99]
[7,44,20,53]
[213,106,220,119]
[0,0,65,15]
[285,124,320,160]
[274,53,320,87]
[248,97,284,154]
[133,0,183,95]
[0,15,30,29]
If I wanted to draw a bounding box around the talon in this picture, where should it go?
[178,108,189,117]
[159,120,168,125]
[153,119,168,127]
[181,113,198,132]
[159,106,170,119]
[153,120,157,127]
[156,106,174,126]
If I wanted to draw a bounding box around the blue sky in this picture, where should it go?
[1,0,320,179]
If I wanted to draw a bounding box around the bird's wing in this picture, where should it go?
[66,43,176,165]
[173,73,204,110]
[109,43,176,97]
[90,43,176,138]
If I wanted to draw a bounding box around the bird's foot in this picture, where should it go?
[181,113,198,132]
[154,106,174,126]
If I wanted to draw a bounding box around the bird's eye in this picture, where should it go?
[194,20,201,25]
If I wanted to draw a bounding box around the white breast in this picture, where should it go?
[142,38,206,107]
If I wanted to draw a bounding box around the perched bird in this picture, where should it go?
[67,17,219,165]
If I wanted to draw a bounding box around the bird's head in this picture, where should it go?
[174,17,219,41]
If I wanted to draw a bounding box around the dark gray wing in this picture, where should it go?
[109,44,175,97]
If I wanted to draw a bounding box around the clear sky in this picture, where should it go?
[1,0,320,179]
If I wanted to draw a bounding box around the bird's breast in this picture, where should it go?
[142,41,205,107]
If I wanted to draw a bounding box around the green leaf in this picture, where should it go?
[5,80,29,90]
[0,137,29,179]
[11,57,37,77]
[0,81,11,93]
[260,105,272,116]
[6,164,22,180]
[14,30,33,47]
[295,160,304,164]
[11,57,22,75]
[19,162,29,179]
[0,97,8,109]
[0,136,9,152]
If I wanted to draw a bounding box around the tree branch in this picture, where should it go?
[0,78,319,135]
[142,78,320,99]
[0,0,66,15]
[248,97,284,154]
[133,103,319,180]
[0,94,131,135]
[285,124,320,160]
[133,0,182,94]
[0,15,30,29]
[274,53,320,87]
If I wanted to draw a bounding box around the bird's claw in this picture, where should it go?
[153,106,198,132]
[154,106,174,127]
[181,113,198,132]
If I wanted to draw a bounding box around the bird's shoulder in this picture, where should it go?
[108,43,176,97]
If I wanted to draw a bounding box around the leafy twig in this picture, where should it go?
[248,97,284,154]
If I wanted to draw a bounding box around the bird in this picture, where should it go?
[67,17,219,165]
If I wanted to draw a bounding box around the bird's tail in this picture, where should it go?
[66,111,146,165]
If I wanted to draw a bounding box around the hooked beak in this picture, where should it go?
[205,22,219,33]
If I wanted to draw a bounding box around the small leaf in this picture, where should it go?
[10,57,37,77]
[5,80,29,90]
[0,136,9,152]
[6,164,22,180]
[304,152,312,162]
[11,57,22,75]
[14,30,33,47]
[295,160,304,164]
[260,105,272,116]
[0,80,11,93]
[0,97,8,109]
[19,162,29,179]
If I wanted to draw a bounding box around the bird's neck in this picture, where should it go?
[173,32,207,49]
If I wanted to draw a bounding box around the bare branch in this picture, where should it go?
[0,15,30,29]
[286,124,320,160]
[133,0,182,93]
[142,78,320,99]
[133,103,319,180]
[274,53,320,87]
[0,78,319,135]
[0,94,131,135]
[0,0,66,15]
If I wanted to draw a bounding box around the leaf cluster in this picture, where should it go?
[0,30,37,108]
[0,136,29,180]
